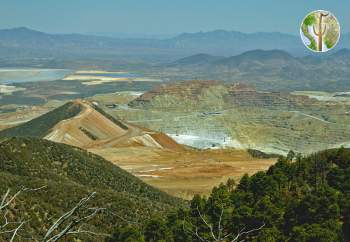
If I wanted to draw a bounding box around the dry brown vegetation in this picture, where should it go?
[91,147,276,199]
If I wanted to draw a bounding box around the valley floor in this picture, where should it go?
[91,146,276,199]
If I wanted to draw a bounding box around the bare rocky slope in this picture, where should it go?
[0,100,184,151]
[125,80,350,154]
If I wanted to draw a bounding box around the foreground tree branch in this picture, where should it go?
[41,192,106,242]
[0,188,107,242]
[0,186,46,241]
[183,206,265,242]
[229,223,265,242]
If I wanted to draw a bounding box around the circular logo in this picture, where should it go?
[300,10,340,52]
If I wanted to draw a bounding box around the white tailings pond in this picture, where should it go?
[167,133,290,155]
[167,133,243,149]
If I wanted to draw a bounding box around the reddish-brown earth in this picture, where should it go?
[37,99,276,199]
[44,100,184,151]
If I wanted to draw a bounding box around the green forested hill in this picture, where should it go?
[0,137,182,241]
[110,148,350,242]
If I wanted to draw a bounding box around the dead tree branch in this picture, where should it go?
[229,223,265,242]
[183,206,265,242]
[41,192,106,242]
[0,186,46,241]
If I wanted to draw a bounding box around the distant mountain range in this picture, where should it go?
[0,27,328,66]
[152,49,350,91]
[173,49,298,67]
[2,27,350,91]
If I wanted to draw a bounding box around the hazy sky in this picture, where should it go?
[0,0,349,36]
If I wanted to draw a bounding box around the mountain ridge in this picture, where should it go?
[0,27,307,63]
[154,48,350,91]
[0,99,185,151]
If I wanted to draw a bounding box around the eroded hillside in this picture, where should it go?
[117,80,350,154]
[0,100,276,199]
[0,99,183,151]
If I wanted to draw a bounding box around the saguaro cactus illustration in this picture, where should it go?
[313,11,329,51]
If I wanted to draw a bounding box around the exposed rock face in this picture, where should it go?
[122,80,350,154]
[226,88,314,109]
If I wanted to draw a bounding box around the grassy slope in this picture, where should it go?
[0,137,182,240]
